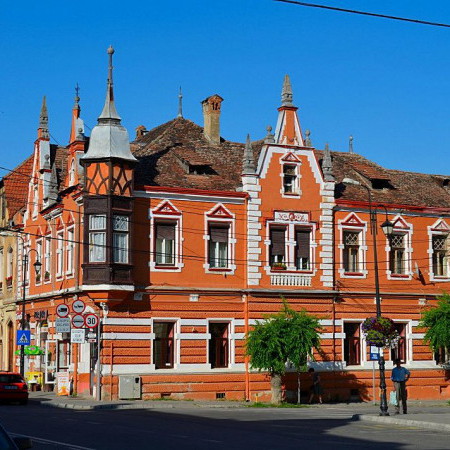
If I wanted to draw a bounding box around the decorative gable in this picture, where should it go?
[392,216,410,230]
[341,213,365,227]
[206,203,234,219]
[152,200,181,216]
[431,219,450,232]
[280,152,301,164]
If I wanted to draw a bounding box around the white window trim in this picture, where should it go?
[44,234,52,284]
[264,217,317,276]
[341,320,365,368]
[428,219,450,282]
[66,226,75,277]
[150,318,180,370]
[338,213,368,279]
[149,200,184,272]
[279,154,302,198]
[385,215,413,281]
[35,239,43,285]
[203,204,236,274]
[206,319,237,369]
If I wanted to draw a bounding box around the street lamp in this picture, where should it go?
[343,178,394,416]
[19,248,42,377]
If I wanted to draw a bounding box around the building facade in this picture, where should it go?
[3,49,449,401]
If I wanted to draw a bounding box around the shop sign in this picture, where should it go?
[33,310,48,320]
[70,328,85,344]
[55,317,71,333]
[56,372,70,396]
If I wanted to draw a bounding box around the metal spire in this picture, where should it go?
[74,83,80,107]
[349,135,354,153]
[322,143,335,182]
[281,74,294,107]
[243,134,256,174]
[99,45,121,121]
[177,87,183,118]
[39,96,49,139]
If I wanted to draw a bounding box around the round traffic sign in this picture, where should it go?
[72,314,85,328]
[56,304,70,318]
[72,300,85,314]
[84,314,99,329]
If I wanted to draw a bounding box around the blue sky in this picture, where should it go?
[1,1,450,175]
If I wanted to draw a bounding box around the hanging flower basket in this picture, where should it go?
[15,346,45,356]
[362,317,399,348]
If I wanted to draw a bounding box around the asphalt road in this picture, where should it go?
[0,401,449,450]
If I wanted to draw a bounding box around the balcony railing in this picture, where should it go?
[270,273,312,287]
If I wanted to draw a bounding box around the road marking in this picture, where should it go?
[10,433,95,450]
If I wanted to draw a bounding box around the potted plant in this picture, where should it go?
[271,262,287,271]
[44,271,50,281]
[362,316,399,348]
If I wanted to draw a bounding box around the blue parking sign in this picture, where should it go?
[16,330,30,346]
[370,345,380,361]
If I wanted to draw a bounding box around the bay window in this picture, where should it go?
[113,215,129,264]
[89,214,106,263]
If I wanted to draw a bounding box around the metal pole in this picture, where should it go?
[20,253,28,377]
[368,195,389,416]
[95,319,102,401]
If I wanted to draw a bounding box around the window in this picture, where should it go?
[389,234,406,275]
[36,240,42,284]
[432,235,448,277]
[208,225,229,268]
[153,322,175,369]
[155,222,175,265]
[113,215,129,264]
[283,165,297,193]
[269,228,286,267]
[390,323,407,363]
[343,231,360,273]
[44,236,51,280]
[66,228,74,274]
[6,247,13,279]
[0,247,3,285]
[295,228,310,270]
[209,323,229,368]
[57,340,71,370]
[344,323,361,366]
[56,231,64,277]
[89,214,106,263]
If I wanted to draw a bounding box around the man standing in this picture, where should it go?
[391,358,410,414]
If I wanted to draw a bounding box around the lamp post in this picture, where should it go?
[343,179,393,416]
[19,249,42,377]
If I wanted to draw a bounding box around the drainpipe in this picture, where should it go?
[244,292,250,401]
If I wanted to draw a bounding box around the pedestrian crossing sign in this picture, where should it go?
[16,330,30,346]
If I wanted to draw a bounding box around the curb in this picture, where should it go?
[353,414,450,433]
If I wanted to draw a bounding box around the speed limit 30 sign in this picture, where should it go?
[84,314,99,329]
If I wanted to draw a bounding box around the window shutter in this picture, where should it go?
[271,229,286,255]
[296,230,310,258]
[156,224,175,240]
[210,226,229,243]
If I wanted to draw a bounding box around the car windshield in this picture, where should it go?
[0,374,23,383]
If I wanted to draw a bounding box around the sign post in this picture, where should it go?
[16,330,31,346]
[369,346,381,405]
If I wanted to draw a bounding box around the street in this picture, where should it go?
[0,401,449,449]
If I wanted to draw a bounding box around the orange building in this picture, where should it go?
[5,48,449,401]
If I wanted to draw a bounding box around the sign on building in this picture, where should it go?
[70,328,85,344]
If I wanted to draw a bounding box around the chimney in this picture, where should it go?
[135,125,147,139]
[202,94,223,144]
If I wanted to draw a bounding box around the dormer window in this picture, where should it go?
[188,164,216,175]
[283,165,297,193]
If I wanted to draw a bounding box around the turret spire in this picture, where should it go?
[177,87,183,118]
[322,143,335,182]
[243,134,256,174]
[38,96,49,139]
[99,45,120,121]
[349,135,354,153]
[70,84,85,143]
[281,74,293,107]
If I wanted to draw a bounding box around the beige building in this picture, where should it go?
[0,156,33,370]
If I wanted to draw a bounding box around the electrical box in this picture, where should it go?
[118,375,142,400]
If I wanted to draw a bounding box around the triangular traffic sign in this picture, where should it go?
[18,333,28,344]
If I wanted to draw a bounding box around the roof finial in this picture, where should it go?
[74,83,80,106]
[243,134,256,174]
[265,125,275,144]
[177,87,183,118]
[99,46,120,121]
[281,74,293,107]
[39,96,49,139]
[305,129,312,147]
[322,143,335,182]
[349,135,354,153]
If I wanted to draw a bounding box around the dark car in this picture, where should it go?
[0,372,29,405]
[0,422,32,449]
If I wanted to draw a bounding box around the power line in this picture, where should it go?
[274,0,450,28]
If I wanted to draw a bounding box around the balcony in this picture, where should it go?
[270,273,312,287]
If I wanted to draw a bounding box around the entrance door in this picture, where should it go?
[44,340,57,384]
[344,322,361,366]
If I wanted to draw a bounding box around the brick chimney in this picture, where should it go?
[202,94,223,144]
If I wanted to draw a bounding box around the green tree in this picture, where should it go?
[246,300,323,404]
[420,294,450,364]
